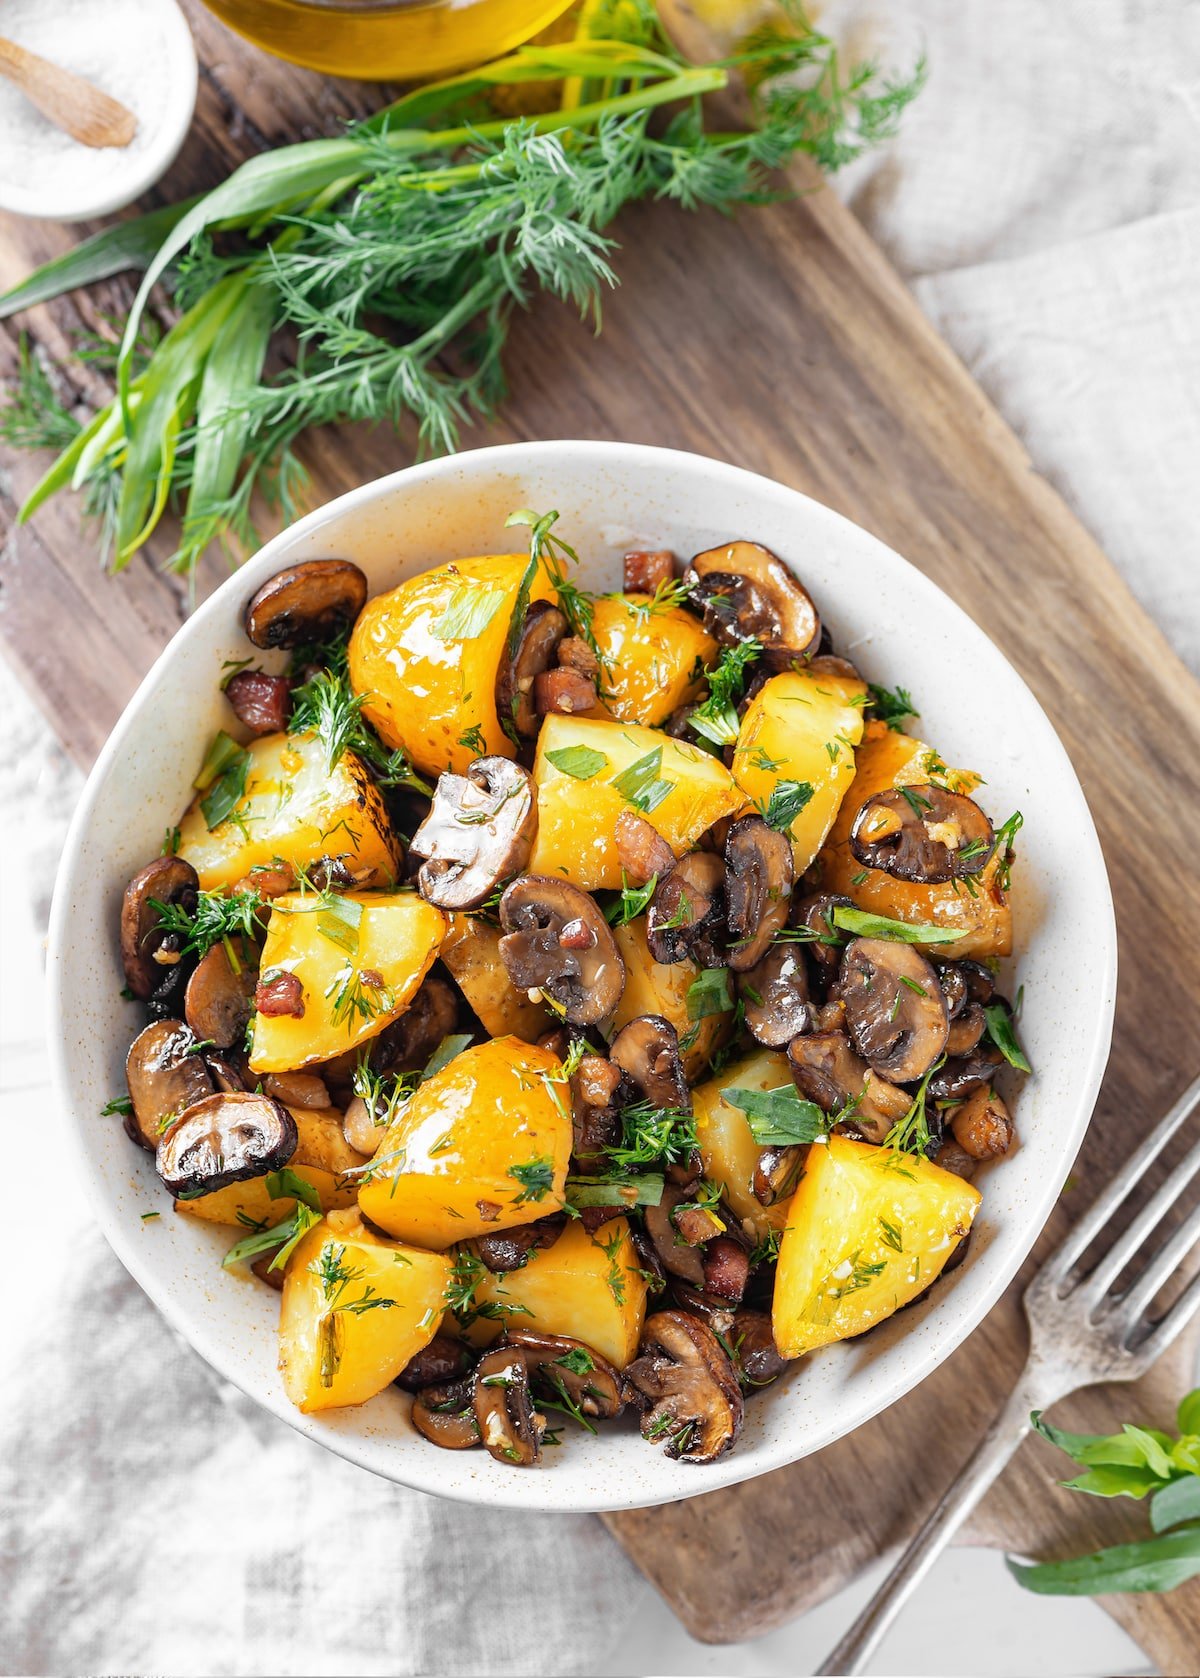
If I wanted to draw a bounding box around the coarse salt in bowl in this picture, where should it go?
[0,0,197,221]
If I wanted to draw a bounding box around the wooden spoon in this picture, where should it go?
[0,35,137,149]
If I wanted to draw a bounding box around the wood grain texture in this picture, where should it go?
[2,9,1200,1669]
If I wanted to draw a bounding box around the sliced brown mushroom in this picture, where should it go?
[790,892,851,992]
[411,758,537,911]
[371,974,460,1073]
[156,1091,297,1197]
[836,937,949,1084]
[686,541,820,668]
[496,600,568,739]
[499,876,625,1025]
[739,943,811,1048]
[411,1376,482,1450]
[472,1345,544,1466]
[724,816,794,972]
[731,1311,787,1387]
[950,1086,1015,1160]
[752,1144,805,1206]
[929,1042,1005,1102]
[621,1310,745,1463]
[224,669,292,736]
[205,1051,249,1093]
[476,1216,567,1273]
[643,1185,712,1288]
[610,1016,691,1115]
[850,785,995,885]
[184,938,258,1049]
[243,558,368,650]
[945,1002,987,1057]
[505,1329,623,1420]
[787,1029,909,1144]
[394,1334,474,1393]
[124,1020,214,1152]
[647,850,727,965]
[614,808,676,889]
[120,856,199,1001]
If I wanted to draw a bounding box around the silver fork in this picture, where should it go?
[817,1072,1200,1677]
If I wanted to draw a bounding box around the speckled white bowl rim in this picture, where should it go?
[47,441,1117,1514]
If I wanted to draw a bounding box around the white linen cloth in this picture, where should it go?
[2,3,1198,1673]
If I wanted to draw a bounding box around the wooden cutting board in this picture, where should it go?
[3,7,1199,1670]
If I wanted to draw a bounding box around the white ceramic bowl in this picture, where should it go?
[47,442,1116,1512]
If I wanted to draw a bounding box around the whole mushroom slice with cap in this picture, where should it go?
[622,1310,745,1463]
[724,816,794,972]
[610,1015,691,1116]
[411,1376,482,1450]
[156,1091,297,1197]
[395,1334,475,1393]
[498,876,625,1026]
[647,850,727,965]
[685,541,820,668]
[787,1029,909,1145]
[495,600,568,739]
[473,1345,544,1466]
[411,758,537,911]
[739,943,811,1048]
[850,785,995,884]
[124,1020,215,1152]
[120,856,199,1001]
[836,936,949,1084]
[505,1329,623,1421]
[184,938,259,1050]
[476,1216,567,1273]
[243,558,367,649]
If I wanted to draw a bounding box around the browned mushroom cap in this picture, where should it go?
[496,600,568,739]
[124,1020,214,1152]
[505,1329,623,1420]
[945,1002,987,1057]
[262,1070,330,1109]
[937,959,996,1020]
[836,937,949,1084]
[731,1311,787,1387]
[647,850,727,965]
[120,856,199,1001]
[724,817,794,972]
[850,785,995,885]
[686,541,820,668]
[411,1376,482,1450]
[950,1086,1014,1160]
[476,1216,567,1273]
[372,975,460,1074]
[156,1091,297,1197]
[498,876,625,1025]
[752,1144,804,1206]
[615,808,676,889]
[787,1029,909,1144]
[411,759,536,911]
[394,1333,475,1393]
[243,559,367,650]
[610,1016,691,1116]
[472,1345,544,1466]
[184,938,258,1049]
[790,892,851,991]
[929,1042,1004,1102]
[621,1310,745,1463]
[739,943,811,1048]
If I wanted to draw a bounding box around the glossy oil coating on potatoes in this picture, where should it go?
[177,731,398,892]
[279,1208,451,1412]
[588,594,715,726]
[347,553,557,778]
[357,1037,572,1248]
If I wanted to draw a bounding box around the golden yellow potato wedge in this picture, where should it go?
[174,1106,362,1226]
[818,724,1012,960]
[528,714,744,892]
[177,731,398,893]
[589,593,715,726]
[693,1048,796,1243]
[347,553,557,779]
[440,914,550,1042]
[249,891,446,1073]
[772,1135,980,1359]
[279,1208,451,1412]
[611,919,732,1082]
[357,1037,571,1248]
[731,668,867,873]
[474,1217,649,1368]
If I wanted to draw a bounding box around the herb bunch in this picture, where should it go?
[0,1,921,577]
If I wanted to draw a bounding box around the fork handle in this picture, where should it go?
[815,1366,1056,1676]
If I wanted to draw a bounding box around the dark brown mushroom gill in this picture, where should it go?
[243,558,367,650]
[473,1345,543,1466]
[739,942,811,1048]
[498,876,625,1025]
[621,1310,745,1463]
[496,600,568,740]
[184,938,259,1049]
[124,1019,214,1152]
[610,1015,690,1116]
[120,856,199,1001]
[835,936,949,1084]
[411,1376,481,1450]
[787,1029,909,1145]
[724,816,794,972]
[156,1091,297,1197]
[850,784,995,884]
[685,541,820,668]
[647,850,727,966]
[505,1329,623,1420]
[410,758,537,911]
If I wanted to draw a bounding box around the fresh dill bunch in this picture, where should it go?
[289,664,433,796]
[150,888,267,959]
[606,1098,698,1170]
[689,639,762,746]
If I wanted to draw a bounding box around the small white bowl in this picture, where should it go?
[47,442,1117,1513]
[0,0,197,222]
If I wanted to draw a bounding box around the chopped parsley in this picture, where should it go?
[431,581,507,641]
[546,744,609,781]
[721,1083,828,1146]
[609,746,675,814]
[831,906,966,945]
[686,966,734,1021]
